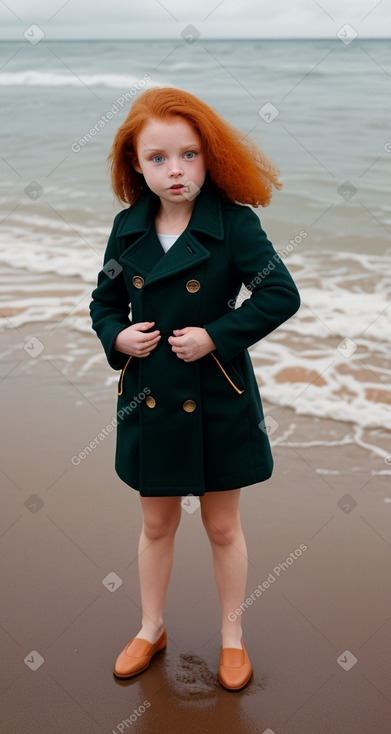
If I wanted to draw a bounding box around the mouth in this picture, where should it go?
[170,184,185,190]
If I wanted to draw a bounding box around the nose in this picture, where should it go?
[168,158,184,176]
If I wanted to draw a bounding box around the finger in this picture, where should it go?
[135,321,156,331]
[144,328,160,337]
[142,340,161,352]
[139,337,161,354]
[143,341,160,350]
[171,344,187,354]
[138,331,161,342]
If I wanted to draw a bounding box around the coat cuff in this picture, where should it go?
[97,321,131,370]
[203,323,231,364]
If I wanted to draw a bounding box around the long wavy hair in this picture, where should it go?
[108,86,282,207]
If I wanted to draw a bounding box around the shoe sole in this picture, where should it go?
[113,645,166,679]
[113,663,150,679]
[218,670,253,691]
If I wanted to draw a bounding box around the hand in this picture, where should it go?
[168,327,216,362]
[114,322,161,357]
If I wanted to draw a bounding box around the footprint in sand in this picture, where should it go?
[174,652,217,695]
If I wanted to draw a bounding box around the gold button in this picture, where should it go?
[183,399,196,412]
[132,275,144,289]
[186,279,200,293]
[146,396,156,408]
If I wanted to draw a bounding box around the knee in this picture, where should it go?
[143,509,180,541]
[201,512,239,546]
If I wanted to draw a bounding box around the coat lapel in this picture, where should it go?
[116,174,225,285]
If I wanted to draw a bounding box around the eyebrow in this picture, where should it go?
[142,144,201,153]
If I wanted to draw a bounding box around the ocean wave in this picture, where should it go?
[1,227,390,434]
[253,345,391,432]
[0,71,157,88]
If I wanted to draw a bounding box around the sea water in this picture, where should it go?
[0,38,390,444]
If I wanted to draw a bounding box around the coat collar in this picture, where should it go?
[116,173,225,286]
[116,172,225,241]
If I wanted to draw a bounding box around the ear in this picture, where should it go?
[130,153,142,174]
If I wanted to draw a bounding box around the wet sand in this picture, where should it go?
[1,324,391,734]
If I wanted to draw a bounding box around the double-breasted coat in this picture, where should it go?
[90,174,300,497]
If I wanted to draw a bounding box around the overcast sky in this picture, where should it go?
[0,0,389,39]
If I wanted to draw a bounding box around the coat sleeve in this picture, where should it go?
[89,210,132,370]
[203,205,300,364]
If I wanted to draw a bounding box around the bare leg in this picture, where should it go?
[200,488,247,649]
[135,495,182,643]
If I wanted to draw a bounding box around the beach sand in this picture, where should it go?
[1,323,391,734]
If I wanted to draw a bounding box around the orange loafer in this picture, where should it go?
[218,640,253,690]
[114,627,167,678]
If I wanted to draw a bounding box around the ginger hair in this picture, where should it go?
[108,86,282,207]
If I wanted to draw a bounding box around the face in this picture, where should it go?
[133,116,207,208]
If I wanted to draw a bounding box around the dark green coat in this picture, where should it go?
[90,175,300,497]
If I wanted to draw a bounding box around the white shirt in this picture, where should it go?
[157,233,179,253]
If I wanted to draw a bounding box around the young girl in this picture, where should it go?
[90,87,300,691]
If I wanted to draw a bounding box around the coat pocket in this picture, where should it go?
[209,352,245,395]
[117,355,133,396]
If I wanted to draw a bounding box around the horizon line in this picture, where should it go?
[0,36,389,41]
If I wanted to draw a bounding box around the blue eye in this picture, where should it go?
[184,151,196,159]
[152,155,164,163]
